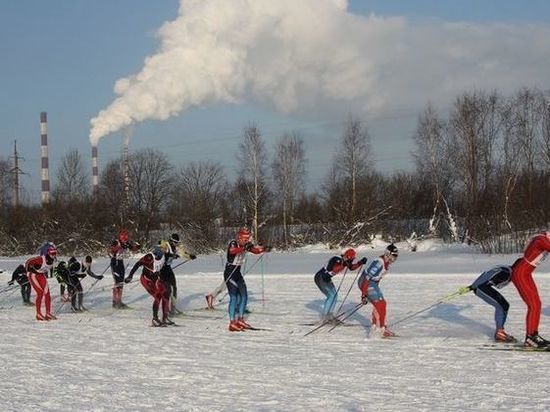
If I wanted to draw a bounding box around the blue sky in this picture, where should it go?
[1,0,550,203]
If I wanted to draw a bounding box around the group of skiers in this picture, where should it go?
[4,228,550,346]
[315,231,550,348]
[314,243,398,338]
[462,231,550,348]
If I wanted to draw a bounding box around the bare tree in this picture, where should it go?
[334,117,372,221]
[236,124,270,240]
[498,97,525,229]
[541,91,550,170]
[98,158,125,224]
[272,132,306,247]
[127,149,174,238]
[412,104,454,234]
[447,91,500,218]
[510,88,547,207]
[169,161,228,242]
[52,148,90,203]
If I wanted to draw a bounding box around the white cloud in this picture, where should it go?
[89,0,550,145]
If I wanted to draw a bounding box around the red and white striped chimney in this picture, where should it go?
[92,145,99,192]
[40,112,50,205]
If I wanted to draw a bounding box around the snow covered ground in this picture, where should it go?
[1,241,550,411]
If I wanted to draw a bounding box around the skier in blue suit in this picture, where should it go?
[460,265,516,343]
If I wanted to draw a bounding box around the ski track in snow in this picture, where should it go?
[1,248,550,411]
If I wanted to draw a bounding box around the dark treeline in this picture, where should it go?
[0,87,549,255]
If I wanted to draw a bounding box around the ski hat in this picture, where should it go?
[118,229,129,243]
[170,233,180,244]
[342,248,356,261]
[384,244,399,262]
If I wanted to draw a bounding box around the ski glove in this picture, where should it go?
[458,286,472,295]
[361,295,369,304]
[358,257,368,265]
[124,277,132,284]
[244,242,254,251]
[189,254,197,260]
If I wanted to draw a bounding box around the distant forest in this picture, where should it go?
[1,87,549,255]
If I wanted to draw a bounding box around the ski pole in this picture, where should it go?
[171,258,191,271]
[216,254,265,304]
[388,289,468,328]
[332,264,364,317]
[327,302,365,333]
[304,303,363,337]
[327,268,348,314]
[261,253,265,308]
[0,284,20,295]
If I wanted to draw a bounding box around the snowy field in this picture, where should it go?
[1,241,550,411]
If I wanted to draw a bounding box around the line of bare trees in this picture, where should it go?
[0,87,548,255]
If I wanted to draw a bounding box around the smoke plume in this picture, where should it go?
[90,0,550,144]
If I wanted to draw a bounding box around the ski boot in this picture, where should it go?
[494,328,516,343]
[45,313,57,320]
[162,318,176,326]
[524,332,550,348]
[71,306,81,313]
[205,294,214,309]
[381,326,396,338]
[228,320,244,331]
[237,317,252,329]
[151,318,165,327]
[36,313,47,321]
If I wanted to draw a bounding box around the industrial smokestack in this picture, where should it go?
[92,145,99,193]
[40,112,50,205]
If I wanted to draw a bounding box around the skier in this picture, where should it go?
[459,265,516,342]
[67,255,104,312]
[125,242,172,326]
[7,264,32,306]
[314,248,366,323]
[26,244,58,320]
[223,227,267,331]
[160,233,196,315]
[357,244,399,338]
[108,229,140,309]
[53,260,70,303]
[511,231,550,348]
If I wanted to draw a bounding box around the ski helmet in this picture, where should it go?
[342,248,356,261]
[152,246,164,260]
[118,229,129,243]
[170,233,180,244]
[38,241,55,256]
[237,227,251,244]
[384,244,399,262]
[46,246,57,258]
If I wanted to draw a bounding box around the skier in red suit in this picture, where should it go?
[125,242,172,327]
[511,231,550,348]
[26,245,58,321]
